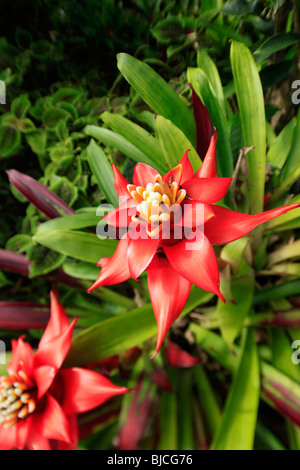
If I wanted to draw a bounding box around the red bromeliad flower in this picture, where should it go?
[0,288,128,450]
[88,131,300,353]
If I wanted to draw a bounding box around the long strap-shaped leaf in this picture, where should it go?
[117,53,196,147]
[230,41,266,215]
[87,139,119,207]
[211,328,260,450]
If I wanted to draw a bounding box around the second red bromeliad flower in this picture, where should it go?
[88,131,300,353]
[0,288,128,450]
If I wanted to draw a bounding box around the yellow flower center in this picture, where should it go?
[0,372,36,427]
[128,174,186,238]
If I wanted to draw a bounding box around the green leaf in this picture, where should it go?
[5,234,32,253]
[267,239,300,266]
[264,262,300,276]
[15,28,32,49]
[197,49,226,115]
[207,22,252,47]
[11,94,30,119]
[222,0,256,16]
[56,120,69,141]
[254,33,300,65]
[155,115,200,172]
[25,130,47,155]
[43,107,71,129]
[211,329,260,450]
[33,230,118,264]
[217,260,254,348]
[58,102,78,120]
[0,125,21,158]
[84,125,156,168]
[194,365,221,434]
[52,88,80,105]
[187,67,234,177]
[0,272,13,289]
[220,237,249,274]
[191,324,300,427]
[151,16,185,44]
[36,212,102,235]
[30,39,54,59]
[157,393,178,450]
[271,329,300,383]
[87,139,119,207]
[27,244,66,278]
[117,53,196,146]
[230,41,266,215]
[283,109,300,177]
[253,280,300,306]
[255,421,286,450]
[267,117,296,169]
[62,261,101,281]
[265,195,300,232]
[17,118,36,134]
[50,176,78,207]
[177,370,194,450]
[100,112,165,171]
[64,287,213,366]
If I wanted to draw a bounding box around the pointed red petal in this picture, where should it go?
[6,169,75,219]
[162,164,183,187]
[7,337,34,377]
[147,255,191,352]
[103,197,136,227]
[32,394,71,444]
[178,150,194,183]
[195,131,218,178]
[165,339,200,368]
[34,319,76,370]
[16,416,32,450]
[205,203,300,245]
[112,164,130,198]
[57,415,78,450]
[27,431,51,450]
[182,177,232,204]
[163,232,225,301]
[128,235,160,280]
[0,422,17,450]
[133,163,159,187]
[191,87,214,160]
[177,200,215,228]
[38,287,70,349]
[87,237,131,291]
[33,365,57,399]
[59,368,129,414]
[150,368,173,392]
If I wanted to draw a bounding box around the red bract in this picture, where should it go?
[88,131,300,353]
[118,377,152,450]
[164,339,200,368]
[0,287,128,450]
